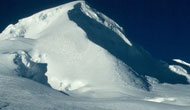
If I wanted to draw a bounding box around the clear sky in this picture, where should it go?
[0,0,189,62]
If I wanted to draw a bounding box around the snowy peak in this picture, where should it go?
[79,2,133,46]
[0,1,80,39]
[68,2,189,84]
[1,1,190,109]
[0,0,189,98]
[0,1,132,46]
[0,1,145,97]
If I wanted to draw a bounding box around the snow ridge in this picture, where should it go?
[169,65,190,82]
[80,2,133,46]
[0,0,189,98]
[0,1,190,109]
[0,1,146,97]
[173,59,190,67]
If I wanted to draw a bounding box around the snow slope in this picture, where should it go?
[0,1,147,97]
[0,0,190,109]
[1,74,190,110]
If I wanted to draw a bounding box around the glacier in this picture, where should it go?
[0,1,190,110]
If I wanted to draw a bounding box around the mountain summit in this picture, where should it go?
[0,0,189,96]
[0,1,190,109]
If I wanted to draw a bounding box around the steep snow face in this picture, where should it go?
[79,3,132,46]
[0,1,132,47]
[0,1,146,97]
[0,0,189,98]
[0,1,190,109]
[68,3,188,84]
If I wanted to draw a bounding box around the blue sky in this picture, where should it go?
[0,0,189,62]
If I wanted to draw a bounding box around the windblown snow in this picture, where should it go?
[169,65,190,82]
[173,59,190,67]
[0,1,190,110]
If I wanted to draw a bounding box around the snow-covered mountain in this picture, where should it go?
[0,1,190,110]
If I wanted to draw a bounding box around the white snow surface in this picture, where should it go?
[0,1,190,110]
[173,59,190,67]
[0,0,140,97]
[169,65,190,82]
